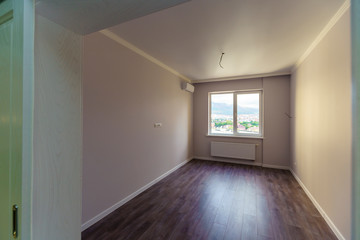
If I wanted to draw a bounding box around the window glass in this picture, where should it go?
[209,91,262,137]
[237,93,260,134]
[210,93,233,134]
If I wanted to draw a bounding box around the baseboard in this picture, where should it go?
[194,156,262,167]
[289,169,345,240]
[261,164,289,170]
[194,156,290,170]
[81,157,193,231]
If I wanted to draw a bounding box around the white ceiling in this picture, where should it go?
[108,0,346,82]
[35,0,190,35]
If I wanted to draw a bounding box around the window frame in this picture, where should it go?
[208,89,263,138]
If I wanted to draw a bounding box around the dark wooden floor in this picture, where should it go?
[82,160,337,240]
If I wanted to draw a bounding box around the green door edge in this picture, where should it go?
[20,0,34,239]
[353,0,360,239]
[0,0,34,239]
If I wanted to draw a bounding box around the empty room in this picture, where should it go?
[1,0,359,239]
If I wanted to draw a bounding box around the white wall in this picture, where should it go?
[290,9,351,240]
[33,15,83,240]
[193,75,290,168]
[82,32,193,227]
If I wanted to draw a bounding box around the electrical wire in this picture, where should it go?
[219,52,225,69]
[285,112,292,119]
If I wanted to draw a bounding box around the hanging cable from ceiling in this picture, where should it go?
[219,52,225,69]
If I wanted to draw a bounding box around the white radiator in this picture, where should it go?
[211,142,256,161]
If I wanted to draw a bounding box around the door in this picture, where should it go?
[0,0,34,239]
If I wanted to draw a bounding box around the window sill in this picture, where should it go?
[206,134,264,139]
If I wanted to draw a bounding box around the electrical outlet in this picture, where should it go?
[154,123,162,128]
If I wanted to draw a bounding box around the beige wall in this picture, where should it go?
[263,76,291,167]
[82,32,193,225]
[290,9,351,240]
[33,15,83,240]
[193,76,290,168]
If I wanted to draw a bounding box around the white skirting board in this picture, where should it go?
[194,156,290,170]
[81,158,192,231]
[290,169,345,240]
[261,163,289,170]
[194,156,262,167]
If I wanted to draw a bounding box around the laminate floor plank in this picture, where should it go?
[206,223,226,240]
[214,189,233,226]
[82,160,338,240]
[241,214,257,240]
[223,215,243,240]
[190,205,217,240]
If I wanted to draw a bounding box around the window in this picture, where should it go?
[209,90,262,137]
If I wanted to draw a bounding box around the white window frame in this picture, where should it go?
[208,90,263,138]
